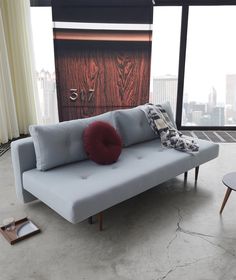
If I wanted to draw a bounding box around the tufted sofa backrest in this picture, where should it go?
[113,107,157,147]
[29,102,176,171]
[29,111,115,171]
[113,102,176,147]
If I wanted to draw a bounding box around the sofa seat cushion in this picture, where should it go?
[83,121,122,165]
[22,139,219,224]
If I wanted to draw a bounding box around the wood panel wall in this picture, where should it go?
[55,41,151,120]
[52,1,153,121]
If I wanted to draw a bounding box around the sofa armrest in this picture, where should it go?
[11,137,37,203]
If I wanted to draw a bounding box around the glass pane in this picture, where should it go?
[150,7,181,119]
[31,7,58,124]
[183,6,236,127]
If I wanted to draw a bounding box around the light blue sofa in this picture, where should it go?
[11,103,219,230]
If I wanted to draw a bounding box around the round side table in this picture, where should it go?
[220,172,236,214]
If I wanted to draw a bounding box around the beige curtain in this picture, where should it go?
[0,0,40,144]
[0,7,19,144]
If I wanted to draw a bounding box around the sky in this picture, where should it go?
[30,7,55,73]
[151,6,236,105]
[30,6,236,105]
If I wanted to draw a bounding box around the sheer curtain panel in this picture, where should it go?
[0,6,19,144]
[0,0,40,144]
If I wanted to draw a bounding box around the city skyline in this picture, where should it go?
[151,73,236,126]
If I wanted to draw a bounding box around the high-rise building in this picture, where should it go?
[226,74,236,123]
[211,107,225,126]
[151,75,178,119]
[208,87,217,113]
[191,110,203,125]
[183,102,207,125]
[37,70,58,124]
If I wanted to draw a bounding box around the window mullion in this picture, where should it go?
[176,4,189,128]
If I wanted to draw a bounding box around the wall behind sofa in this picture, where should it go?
[52,0,153,121]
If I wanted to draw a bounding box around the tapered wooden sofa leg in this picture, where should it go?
[195,166,199,181]
[98,212,103,231]
[184,171,188,181]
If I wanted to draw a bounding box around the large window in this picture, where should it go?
[150,7,181,119]
[30,7,58,124]
[31,1,236,129]
[182,6,236,127]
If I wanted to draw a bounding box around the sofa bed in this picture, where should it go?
[11,103,219,230]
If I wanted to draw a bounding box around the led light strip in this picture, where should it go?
[53,22,152,31]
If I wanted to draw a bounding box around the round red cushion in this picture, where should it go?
[83,121,122,165]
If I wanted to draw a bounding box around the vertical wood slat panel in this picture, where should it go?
[55,41,151,120]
